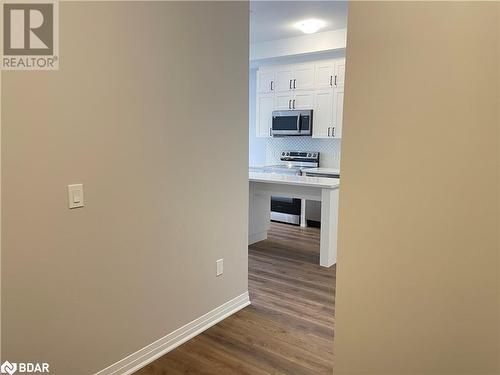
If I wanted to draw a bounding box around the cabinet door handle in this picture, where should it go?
[293,79,296,89]
[288,99,291,109]
[330,75,333,86]
[334,75,338,86]
[332,127,335,137]
[269,128,272,137]
[289,80,292,90]
[293,99,296,109]
[328,127,330,137]
[270,81,273,91]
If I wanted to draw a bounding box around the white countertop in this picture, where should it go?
[302,167,340,175]
[249,172,340,189]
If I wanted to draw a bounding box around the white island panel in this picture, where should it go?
[249,173,340,267]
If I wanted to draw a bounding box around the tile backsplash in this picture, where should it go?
[265,137,341,169]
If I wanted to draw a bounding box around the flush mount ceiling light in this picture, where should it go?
[295,19,326,34]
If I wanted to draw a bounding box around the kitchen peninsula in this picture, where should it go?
[249,172,340,267]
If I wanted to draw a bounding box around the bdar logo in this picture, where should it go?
[0,361,17,375]
[3,3,53,55]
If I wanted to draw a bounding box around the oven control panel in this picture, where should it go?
[280,151,319,162]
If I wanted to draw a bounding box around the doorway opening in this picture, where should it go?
[248,1,348,372]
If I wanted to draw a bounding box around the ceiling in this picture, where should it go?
[250,1,348,44]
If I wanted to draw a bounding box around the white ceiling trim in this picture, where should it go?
[250,28,347,61]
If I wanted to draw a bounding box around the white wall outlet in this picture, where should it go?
[216,259,224,276]
[68,184,84,209]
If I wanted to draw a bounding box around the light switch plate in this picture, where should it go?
[68,184,84,209]
[216,259,224,276]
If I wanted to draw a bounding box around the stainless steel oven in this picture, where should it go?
[271,197,302,225]
[271,110,312,136]
[265,151,320,226]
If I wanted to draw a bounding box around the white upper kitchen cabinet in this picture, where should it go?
[257,70,275,94]
[312,89,334,138]
[254,57,346,139]
[256,93,274,137]
[275,92,294,110]
[334,61,345,88]
[332,88,344,138]
[275,91,314,110]
[314,59,345,89]
[293,91,314,109]
[275,64,314,92]
[314,61,335,89]
[275,66,294,92]
[293,64,315,91]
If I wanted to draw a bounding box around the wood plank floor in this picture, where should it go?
[135,222,336,375]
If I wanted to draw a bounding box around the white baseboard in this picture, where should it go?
[95,291,251,375]
[249,231,267,245]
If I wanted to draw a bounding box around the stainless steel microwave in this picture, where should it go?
[271,110,313,136]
